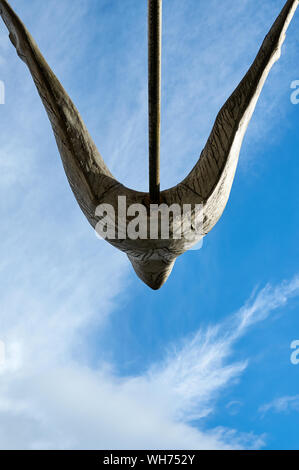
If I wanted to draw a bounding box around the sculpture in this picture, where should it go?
[0,0,297,289]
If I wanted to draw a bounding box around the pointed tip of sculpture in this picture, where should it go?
[139,271,172,291]
[143,275,168,291]
[128,256,176,290]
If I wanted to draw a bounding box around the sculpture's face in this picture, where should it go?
[94,187,204,289]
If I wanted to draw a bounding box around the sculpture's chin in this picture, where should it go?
[128,256,176,290]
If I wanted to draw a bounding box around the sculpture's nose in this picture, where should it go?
[128,255,176,290]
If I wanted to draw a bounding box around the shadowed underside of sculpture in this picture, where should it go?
[0,0,297,289]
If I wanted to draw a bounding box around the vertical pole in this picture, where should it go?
[148,0,162,203]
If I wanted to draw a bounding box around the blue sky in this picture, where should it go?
[0,0,298,450]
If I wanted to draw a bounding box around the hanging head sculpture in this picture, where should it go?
[0,0,298,289]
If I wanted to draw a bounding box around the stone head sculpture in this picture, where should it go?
[0,0,297,289]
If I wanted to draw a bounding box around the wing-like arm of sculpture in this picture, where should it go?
[0,0,120,227]
[179,0,298,233]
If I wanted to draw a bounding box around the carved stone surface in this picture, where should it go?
[0,0,297,289]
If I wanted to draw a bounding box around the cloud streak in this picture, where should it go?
[0,260,298,449]
[260,395,299,416]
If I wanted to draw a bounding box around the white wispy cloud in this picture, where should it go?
[0,266,298,449]
[259,395,299,415]
[234,277,299,334]
[149,276,299,425]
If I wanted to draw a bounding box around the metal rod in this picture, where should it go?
[148,0,162,203]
